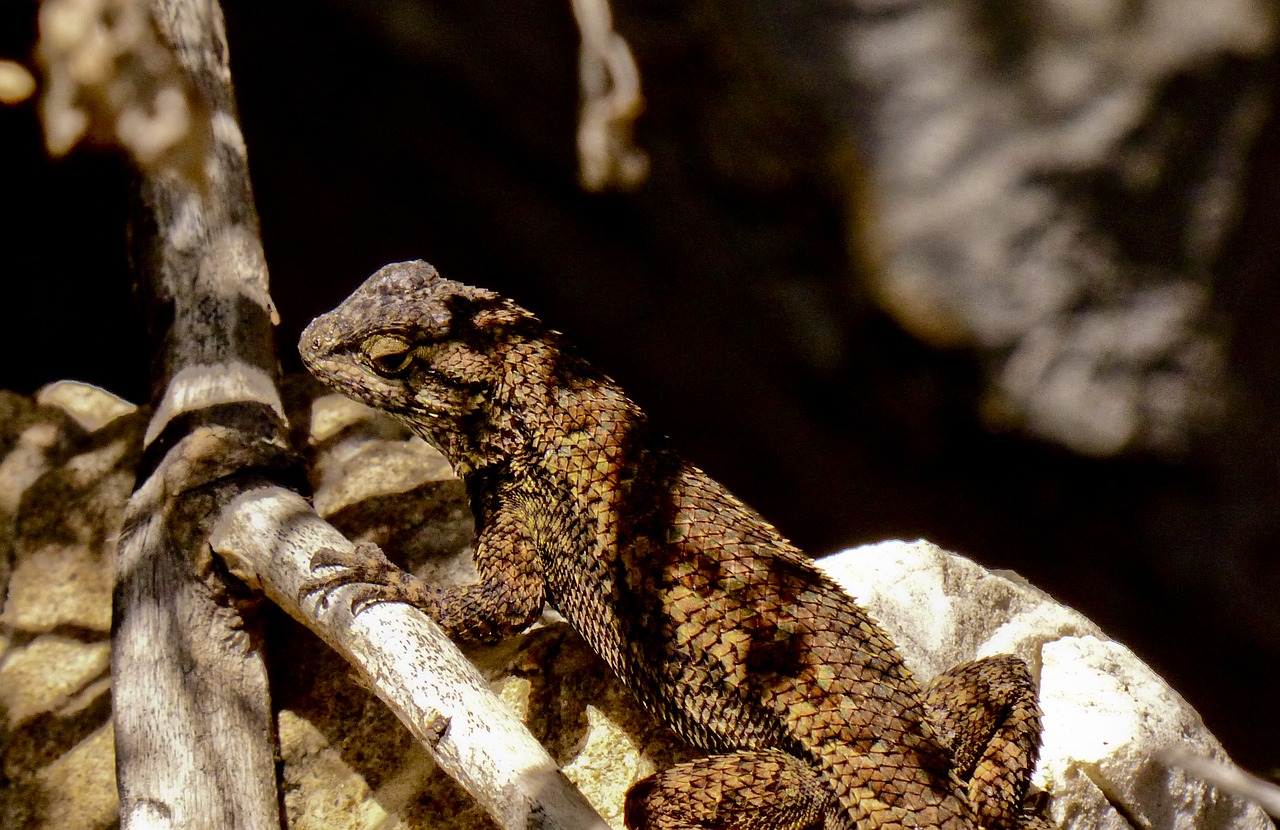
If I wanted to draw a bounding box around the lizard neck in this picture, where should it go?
[437,336,648,488]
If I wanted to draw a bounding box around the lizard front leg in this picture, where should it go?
[300,476,545,644]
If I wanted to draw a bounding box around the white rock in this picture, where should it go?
[817,539,1274,830]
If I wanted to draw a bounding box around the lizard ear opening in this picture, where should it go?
[364,334,414,377]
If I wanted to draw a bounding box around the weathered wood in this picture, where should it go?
[101,0,286,827]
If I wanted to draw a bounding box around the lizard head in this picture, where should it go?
[299,260,548,466]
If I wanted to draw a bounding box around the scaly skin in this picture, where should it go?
[298,260,1053,830]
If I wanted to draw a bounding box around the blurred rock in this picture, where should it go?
[0,382,142,830]
[841,0,1273,454]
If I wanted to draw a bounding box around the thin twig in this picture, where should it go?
[1159,747,1280,818]
[569,0,648,191]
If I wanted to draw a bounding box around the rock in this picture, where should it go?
[35,381,137,433]
[818,539,1274,830]
[0,384,143,830]
[841,0,1274,454]
[304,393,476,591]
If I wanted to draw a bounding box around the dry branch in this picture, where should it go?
[36,0,291,826]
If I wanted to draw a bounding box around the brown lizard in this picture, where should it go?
[298,260,1056,830]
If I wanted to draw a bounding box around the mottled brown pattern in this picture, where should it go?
[298,260,1055,830]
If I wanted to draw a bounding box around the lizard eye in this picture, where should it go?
[363,334,413,377]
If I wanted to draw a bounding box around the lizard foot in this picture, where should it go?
[300,541,433,616]
[624,748,830,830]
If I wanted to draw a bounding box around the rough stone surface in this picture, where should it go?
[35,380,137,433]
[0,636,111,725]
[34,725,119,830]
[302,392,477,593]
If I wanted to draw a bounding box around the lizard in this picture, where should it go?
[297,259,1056,830]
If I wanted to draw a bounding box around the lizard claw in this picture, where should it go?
[308,543,386,571]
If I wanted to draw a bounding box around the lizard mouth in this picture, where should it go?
[297,329,411,415]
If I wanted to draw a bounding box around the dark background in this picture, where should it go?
[3,1,1278,771]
